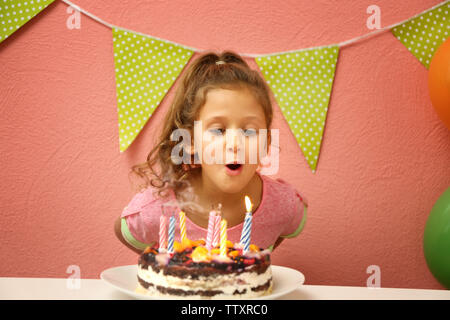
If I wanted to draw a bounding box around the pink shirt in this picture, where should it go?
[120,172,308,251]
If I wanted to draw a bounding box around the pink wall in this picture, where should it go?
[1,0,449,289]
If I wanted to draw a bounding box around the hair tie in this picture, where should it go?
[216,60,226,65]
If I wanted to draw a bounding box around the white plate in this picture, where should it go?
[100,264,305,300]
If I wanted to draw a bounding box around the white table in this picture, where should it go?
[1,277,449,300]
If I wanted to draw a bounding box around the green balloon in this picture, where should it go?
[423,186,450,289]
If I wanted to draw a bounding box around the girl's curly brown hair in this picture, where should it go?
[129,50,274,204]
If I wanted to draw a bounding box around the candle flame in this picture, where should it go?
[245,195,252,212]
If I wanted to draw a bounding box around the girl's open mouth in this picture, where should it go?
[225,163,243,176]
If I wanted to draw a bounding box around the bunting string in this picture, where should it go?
[61,0,449,55]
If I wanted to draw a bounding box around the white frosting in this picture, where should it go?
[137,264,272,299]
[136,281,273,300]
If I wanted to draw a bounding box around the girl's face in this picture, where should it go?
[194,87,268,194]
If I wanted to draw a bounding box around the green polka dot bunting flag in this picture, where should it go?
[0,0,55,43]
[391,2,450,69]
[112,28,194,152]
[255,46,339,173]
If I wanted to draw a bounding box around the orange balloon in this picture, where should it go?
[428,37,450,130]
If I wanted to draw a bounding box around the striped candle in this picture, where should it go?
[240,212,252,253]
[212,213,221,247]
[179,211,187,241]
[220,219,227,257]
[205,210,216,250]
[240,196,253,254]
[159,214,168,251]
[167,215,175,253]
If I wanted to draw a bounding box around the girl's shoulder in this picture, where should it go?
[261,174,297,195]
[260,174,307,206]
[121,186,174,218]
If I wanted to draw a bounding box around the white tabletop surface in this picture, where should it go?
[1,277,449,300]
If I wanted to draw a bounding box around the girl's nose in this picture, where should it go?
[227,143,239,153]
[226,130,243,153]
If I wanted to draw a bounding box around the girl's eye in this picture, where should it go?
[244,129,257,137]
[209,128,225,135]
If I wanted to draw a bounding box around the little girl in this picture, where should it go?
[114,51,308,254]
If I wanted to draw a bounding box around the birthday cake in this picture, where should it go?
[136,239,273,299]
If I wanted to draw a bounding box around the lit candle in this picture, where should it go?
[179,211,187,242]
[159,214,168,252]
[205,208,216,251]
[167,215,175,253]
[240,196,253,254]
[220,219,228,257]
